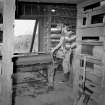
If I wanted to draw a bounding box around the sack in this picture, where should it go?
[56,49,65,59]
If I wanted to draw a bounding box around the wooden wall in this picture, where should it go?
[74,0,105,105]
[15,2,77,52]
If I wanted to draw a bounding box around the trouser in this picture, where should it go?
[48,50,73,87]
[62,50,74,83]
[48,62,57,87]
[62,50,71,74]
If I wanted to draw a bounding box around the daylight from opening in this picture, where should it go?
[14,20,36,36]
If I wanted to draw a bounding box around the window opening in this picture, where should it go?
[91,13,105,24]
[14,19,38,54]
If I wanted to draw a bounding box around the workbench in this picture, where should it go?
[12,52,54,104]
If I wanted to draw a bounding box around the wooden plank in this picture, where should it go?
[85,80,102,93]
[78,0,102,9]
[77,26,104,38]
[14,65,48,73]
[86,71,102,85]
[80,41,103,46]
[79,67,103,79]
[12,53,52,66]
[78,54,103,66]
[92,5,105,15]
[2,0,15,105]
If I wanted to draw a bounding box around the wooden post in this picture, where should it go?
[1,0,15,105]
[30,20,38,52]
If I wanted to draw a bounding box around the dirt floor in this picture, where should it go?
[14,71,74,105]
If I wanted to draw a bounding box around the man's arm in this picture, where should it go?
[51,36,64,53]
[71,42,77,49]
[67,35,76,42]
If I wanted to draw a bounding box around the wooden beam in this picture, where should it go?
[1,0,15,105]
[30,20,38,52]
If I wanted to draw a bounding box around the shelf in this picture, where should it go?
[79,40,103,46]
[51,39,60,42]
[77,23,105,29]
[50,34,61,38]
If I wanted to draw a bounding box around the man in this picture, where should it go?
[48,25,76,90]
